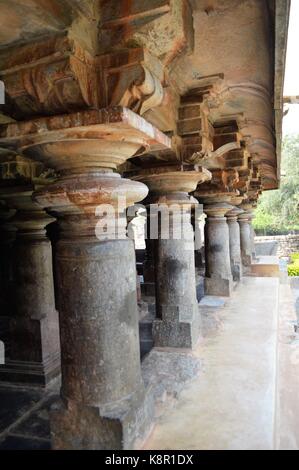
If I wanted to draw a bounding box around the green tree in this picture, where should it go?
[253,134,299,234]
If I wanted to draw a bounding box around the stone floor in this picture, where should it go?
[144,276,299,450]
[0,382,59,450]
[275,276,299,449]
[0,274,298,450]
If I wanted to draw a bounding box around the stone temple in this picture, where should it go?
[0,0,296,451]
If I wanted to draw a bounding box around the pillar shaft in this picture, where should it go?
[204,203,233,296]
[55,211,144,406]
[132,167,211,349]
[142,223,156,297]
[251,223,257,259]
[226,208,243,282]
[152,204,199,348]
[0,188,60,386]
[192,212,206,269]
[239,210,253,268]
[36,176,151,450]
[0,207,16,359]
[192,211,206,302]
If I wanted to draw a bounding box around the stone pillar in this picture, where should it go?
[226,207,243,282]
[0,185,60,386]
[192,211,206,301]
[133,167,211,348]
[0,204,16,358]
[127,209,144,303]
[250,218,257,260]
[13,108,170,449]
[46,182,149,449]
[193,211,206,269]
[0,204,16,316]
[153,202,199,348]
[142,219,156,297]
[204,202,233,296]
[238,207,253,269]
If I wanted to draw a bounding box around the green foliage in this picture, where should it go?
[254,134,299,234]
[290,253,299,262]
[288,259,299,276]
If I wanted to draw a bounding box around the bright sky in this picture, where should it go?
[283,0,299,135]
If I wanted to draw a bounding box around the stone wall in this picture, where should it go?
[255,235,299,258]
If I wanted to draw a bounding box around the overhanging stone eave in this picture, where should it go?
[273,0,291,186]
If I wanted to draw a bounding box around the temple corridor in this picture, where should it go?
[0,0,293,451]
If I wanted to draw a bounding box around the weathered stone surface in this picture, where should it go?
[0,0,290,451]
[226,206,243,282]
[238,204,254,269]
[0,107,171,449]
[203,202,233,297]
[255,234,299,258]
[50,239,154,449]
[132,167,211,349]
[142,348,201,406]
[0,184,60,387]
[0,203,16,332]
[199,297,226,338]
[153,232,201,349]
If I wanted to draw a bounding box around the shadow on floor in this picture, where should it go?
[0,384,58,450]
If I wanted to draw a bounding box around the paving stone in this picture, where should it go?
[12,394,58,440]
[0,387,43,433]
[198,296,226,308]
[0,435,51,450]
[13,409,51,440]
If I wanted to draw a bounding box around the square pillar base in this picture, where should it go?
[0,354,61,387]
[153,304,201,349]
[231,262,242,282]
[141,282,156,297]
[51,388,154,450]
[204,277,233,297]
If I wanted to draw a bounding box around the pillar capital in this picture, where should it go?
[0,184,55,239]
[204,202,234,218]
[230,195,245,206]
[195,189,239,205]
[226,206,244,221]
[0,107,173,240]
[131,164,211,207]
[238,206,254,222]
[239,201,254,215]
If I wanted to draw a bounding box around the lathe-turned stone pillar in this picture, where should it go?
[204,202,233,296]
[7,108,171,449]
[192,211,206,301]
[0,184,60,386]
[250,218,257,260]
[193,211,206,269]
[134,166,211,349]
[142,224,156,297]
[0,204,16,357]
[226,207,243,282]
[238,204,254,269]
[0,204,16,316]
